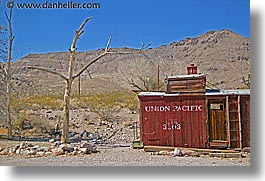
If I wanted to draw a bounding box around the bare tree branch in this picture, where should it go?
[70,16,92,52]
[126,77,145,91]
[137,75,150,91]
[105,36,112,53]
[87,70,93,79]
[73,51,107,79]
[73,37,149,79]
[26,66,68,80]
[139,41,152,52]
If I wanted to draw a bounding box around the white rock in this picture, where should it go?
[173,147,183,157]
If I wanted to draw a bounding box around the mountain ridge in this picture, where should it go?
[14,29,250,95]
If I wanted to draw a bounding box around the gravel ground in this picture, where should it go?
[0,145,250,166]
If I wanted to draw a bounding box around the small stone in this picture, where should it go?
[0,149,9,155]
[36,151,45,157]
[173,147,183,157]
[79,147,90,154]
[59,144,74,153]
[181,149,199,157]
[21,150,30,155]
[25,150,35,155]
[32,145,40,150]
[15,149,21,154]
[37,146,50,152]
[46,110,52,113]
[19,141,30,149]
[81,142,97,153]
[45,151,52,156]
[51,147,64,156]
[80,130,88,139]
[159,151,169,155]
[243,147,250,153]
[22,121,32,130]
[9,148,16,154]
[72,150,78,155]
[69,136,81,143]
[53,141,62,147]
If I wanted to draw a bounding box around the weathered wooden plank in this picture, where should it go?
[144,146,175,152]
[168,80,205,86]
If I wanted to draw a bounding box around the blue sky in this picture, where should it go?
[0,0,250,61]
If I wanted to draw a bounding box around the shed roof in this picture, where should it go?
[166,73,206,79]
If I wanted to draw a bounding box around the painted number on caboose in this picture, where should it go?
[162,120,181,131]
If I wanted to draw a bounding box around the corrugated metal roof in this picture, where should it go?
[138,89,250,96]
[205,89,250,95]
[138,92,179,96]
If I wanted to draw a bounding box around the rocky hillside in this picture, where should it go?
[14,29,250,95]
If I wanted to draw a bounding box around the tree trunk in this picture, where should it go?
[62,50,75,143]
[7,59,12,139]
[5,6,14,140]
[62,79,71,143]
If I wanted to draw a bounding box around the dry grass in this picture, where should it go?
[0,91,139,137]
[11,91,138,111]
[11,95,64,111]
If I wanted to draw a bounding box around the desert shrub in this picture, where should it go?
[13,113,53,136]
[11,95,63,111]
[71,91,139,122]
[242,73,250,89]
[87,93,120,122]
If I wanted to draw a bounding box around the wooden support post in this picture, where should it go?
[157,65,160,91]
[78,75,81,96]
[226,96,230,148]
[238,95,242,149]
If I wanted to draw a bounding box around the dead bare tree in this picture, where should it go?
[4,1,15,139]
[26,17,147,143]
[126,75,164,92]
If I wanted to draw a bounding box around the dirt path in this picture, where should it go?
[0,145,250,166]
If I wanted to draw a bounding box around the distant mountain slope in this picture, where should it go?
[15,29,250,95]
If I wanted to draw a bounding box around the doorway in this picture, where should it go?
[208,99,228,148]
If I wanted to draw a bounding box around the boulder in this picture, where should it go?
[22,121,32,130]
[80,142,97,153]
[59,144,74,153]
